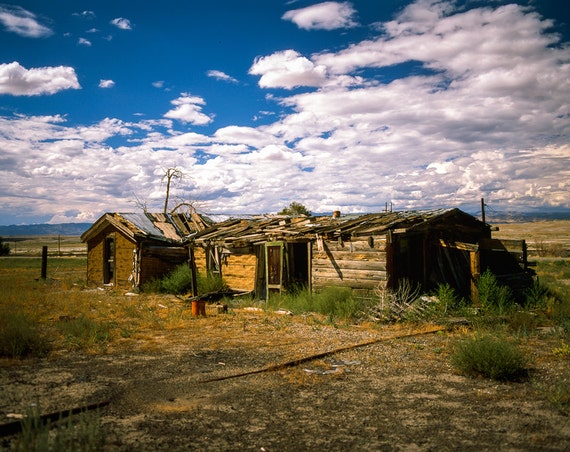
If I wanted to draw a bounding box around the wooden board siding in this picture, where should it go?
[312,236,387,291]
[86,238,104,286]
[115,233,136,288]
[222,254,257,291]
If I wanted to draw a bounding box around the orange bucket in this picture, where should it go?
[191,300,206,316]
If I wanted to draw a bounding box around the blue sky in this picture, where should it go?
[0,0,569,225]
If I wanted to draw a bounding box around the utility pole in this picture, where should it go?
[481,198,486,224]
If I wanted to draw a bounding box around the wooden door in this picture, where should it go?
[265,242,284,296]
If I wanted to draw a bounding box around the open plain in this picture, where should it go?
[1,221,570,450]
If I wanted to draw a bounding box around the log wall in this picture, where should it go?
[86,237,103,286]
[312,235,388,291]
[194,247,207,274]
[222,254,257,291]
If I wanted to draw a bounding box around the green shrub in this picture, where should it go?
[272,286,361,320]
[313,286,357,318]
[142,265,226,295]
[267,286,310,312]
[0,309,50,358]
[523,280,551,309]
[451,333,527,381]
[197,271,226,294]
[434,283,458,312]
[477,269,515,315]
[158,264,193,294]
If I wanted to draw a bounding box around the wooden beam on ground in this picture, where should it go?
[0,400,110,438]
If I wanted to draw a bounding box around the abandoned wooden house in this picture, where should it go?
[81,212,210,289]
[189,208,534,300]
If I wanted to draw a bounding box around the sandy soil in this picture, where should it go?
[1,309,570,451]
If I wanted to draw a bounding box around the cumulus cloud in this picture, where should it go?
[110,17,132,30]
[163,93,213,125]
[1,0,570,223]
[249,50,327,89]
[0,62,80,96]
[98,79,115,88]
[207,70,238,83]
[0,4,53,37]
[282,1,357,30]
[78,37,91,46]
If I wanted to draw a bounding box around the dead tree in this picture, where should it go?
[162,167,183,213]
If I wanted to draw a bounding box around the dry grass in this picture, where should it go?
[6,236,86,257]
[493,220,570,257]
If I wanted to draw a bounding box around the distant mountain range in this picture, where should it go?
[0,210,569,237]
[0,223,92,237]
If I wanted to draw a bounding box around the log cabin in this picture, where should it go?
[189,208,534,300]
[81,212,210,289]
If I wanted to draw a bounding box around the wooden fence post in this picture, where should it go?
[41,246,48,279]
[470,249,480,304]
[189,245,198,297]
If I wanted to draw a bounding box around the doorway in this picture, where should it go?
[103,235,115,284]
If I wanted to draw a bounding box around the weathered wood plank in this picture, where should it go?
[313,268,387,281]
[437,239,479,252]
[312,278,385,290]
[312,250,387,261]
[320,239,386,253]
[312,259,387,271]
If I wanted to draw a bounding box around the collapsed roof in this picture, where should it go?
[190,208,488,247]
[81,212,211,244]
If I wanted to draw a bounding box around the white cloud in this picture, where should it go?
[152,80,164,88]
[207,70,238,83]
[282,1,357,30]
[0,62,80,96]
[73,11,95,20]
[110,17,133,30]
[98,79,115,88]
[78,37,91,46]
[1,0,570,223]
[0,4,53,38]
[163,93,214,125]
[249,50,327,89]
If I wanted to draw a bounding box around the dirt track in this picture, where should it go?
[2,309,570,451]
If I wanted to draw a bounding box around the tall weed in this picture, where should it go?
[55,315,112,351]
[12,403,101,452]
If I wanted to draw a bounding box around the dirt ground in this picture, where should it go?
[1,306,570,451]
